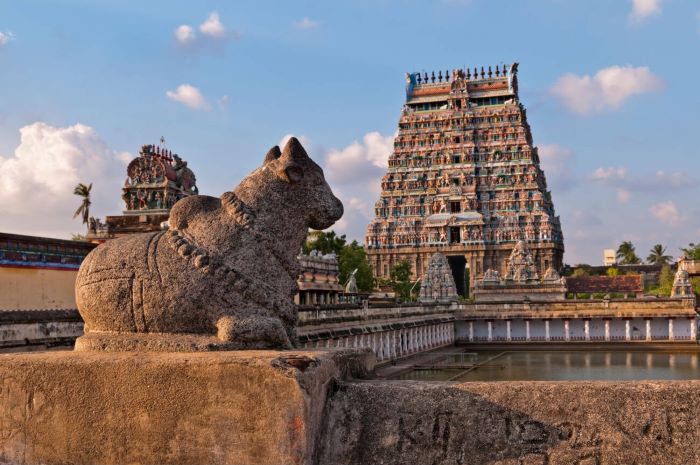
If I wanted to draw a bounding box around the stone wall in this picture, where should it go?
[319,380,700,465]
[298,303,456,362]
[0,267,80,311]
[0,310,83,348]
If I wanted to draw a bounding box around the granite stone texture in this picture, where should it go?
[75,137,343,350]
[318,380,700,465]
[0,348,373,465]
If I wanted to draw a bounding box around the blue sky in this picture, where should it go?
[0,0,699,265]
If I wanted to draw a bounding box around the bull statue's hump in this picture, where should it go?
[75,137,344,352]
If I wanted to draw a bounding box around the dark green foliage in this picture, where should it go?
[73,182,92,225]
[616,241,641,265]
[390,260,415,302]
[658,265,674,296]
[646,244,672,266]
[681,243,700,260]
[338,240,374,292]
[303,230,346,255]
[304,231,374,292]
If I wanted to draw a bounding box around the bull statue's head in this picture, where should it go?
[255,137,343,230]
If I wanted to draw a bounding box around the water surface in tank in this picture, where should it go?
[392,349,700,381]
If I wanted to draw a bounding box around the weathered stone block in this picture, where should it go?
[0,348,373,465]
[318,380,700,465]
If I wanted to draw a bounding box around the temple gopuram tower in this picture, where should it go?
[365,64,564,296]
[86,143,198,242]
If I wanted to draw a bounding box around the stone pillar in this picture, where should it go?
[469,321,474,342]
[604,319,610,342]
[545,320,550,342]
[525,320,531,342]
[691,318,697,341]
[506,320,512,342]
[645,318,652,342]
[625,320,631,341]
[564,319,570,342]
[668,318,674,341]
[487,321,493,342]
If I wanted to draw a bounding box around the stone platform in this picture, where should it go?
[0,349,374,465]
[3,349,700,464]
[319,380,700,465]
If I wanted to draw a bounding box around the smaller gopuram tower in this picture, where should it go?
[365,64,564,295]
[87,143,198,242]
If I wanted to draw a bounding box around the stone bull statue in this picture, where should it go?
[75,137,343,351]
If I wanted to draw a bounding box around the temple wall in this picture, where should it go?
[0,267,78,311]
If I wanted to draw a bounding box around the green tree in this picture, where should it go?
[571,266,590,277]
[658,265,674,296]
[647,244,672,266]
[303,230,346,255]
[606,267,620,277]
[338,240,374,292]
[616,241,641,265]
[390,260,414,302]
[681,243,700,260]
[72,182,93,226]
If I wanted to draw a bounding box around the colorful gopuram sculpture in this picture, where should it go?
[121,144,198,213]
[87,143,199,242]
[365,64,564,294]
[419,253,458,303]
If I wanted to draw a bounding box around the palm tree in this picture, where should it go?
[73,183,92,225]
[647,244,672,266]
[616,241,641,265]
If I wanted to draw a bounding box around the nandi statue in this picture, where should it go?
[75,137,343,351]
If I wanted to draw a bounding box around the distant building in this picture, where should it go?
[295,251,343,305]
[86,143,198,242]
[0,232,95,310]
[603,249,616,266]
[365,64,564,296]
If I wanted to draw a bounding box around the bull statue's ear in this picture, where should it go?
[277,137,309,183]
[283,164,304,183]
[264,146,281,164]
[281,137,310,162]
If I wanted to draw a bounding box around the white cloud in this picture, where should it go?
[551,65,664,115]
[0,31,14,46]
[538,144,575,192]
[322,132,394,242]
[278,134,311,149]
[630,0,663,22]
[165,84,211,110]
[174,25,196,44]
[199,12,226,38]
[293,17,320,29]
[0,122,130,238]
[591,166,627,181]
[217,95,230,111]
[649,201,681,227]
[591,166,695,192]
[275,132,393,242]
[616,189,631,204]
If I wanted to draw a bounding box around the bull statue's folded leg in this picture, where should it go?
[216,314,292,349]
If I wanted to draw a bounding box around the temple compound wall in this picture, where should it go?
[297,303,455,362]
[455,298,698,344]
[365,64,564,295]
[0,233,95,311]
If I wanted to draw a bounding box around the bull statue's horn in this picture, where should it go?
[264,145,281,164]
[281,137,309,162]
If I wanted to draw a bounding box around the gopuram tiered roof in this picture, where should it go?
[365,64,564,295]
[87,143,198,242]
